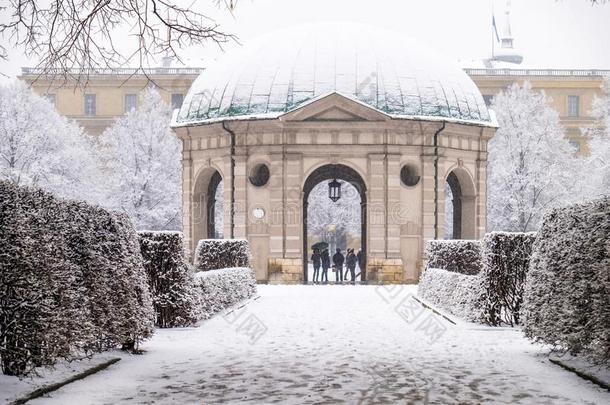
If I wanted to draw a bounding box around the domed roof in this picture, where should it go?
[175,22,492,126]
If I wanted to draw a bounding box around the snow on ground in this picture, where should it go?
[15,285,610,404]
[0,352,127,404]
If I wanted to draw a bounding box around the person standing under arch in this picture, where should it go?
[333,248,345,283]
[321,249,330,284]
[345,248,357,283]
[356,249,364,278]
[311,248,321,283]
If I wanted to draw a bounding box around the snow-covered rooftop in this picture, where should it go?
[175,22,491,126]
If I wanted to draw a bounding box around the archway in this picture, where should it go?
[207,171,224,239]
[303,164,367,283]
[193,168,224,247]
[444,168,476,239]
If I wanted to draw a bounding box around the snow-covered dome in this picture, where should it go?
[175,22,491,125]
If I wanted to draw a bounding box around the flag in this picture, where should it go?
[492,15,500,42]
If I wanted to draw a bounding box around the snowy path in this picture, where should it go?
[31,285,609,404]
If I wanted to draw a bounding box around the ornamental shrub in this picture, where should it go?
[425,240,482,275]
[0,180,154,376]
[194,267,257,319]
[420,234,535,326]
[481,232,537,326]
[418,268,485,322]
[522,197,610,364]
[138,231,201,327]
[195,239,251,271]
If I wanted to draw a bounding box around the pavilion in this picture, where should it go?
[171,22,497,283]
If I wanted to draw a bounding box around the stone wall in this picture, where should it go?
[268,258,303,284]
[366,258,404,284]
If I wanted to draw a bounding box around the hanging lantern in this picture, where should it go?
[328,179,341,202]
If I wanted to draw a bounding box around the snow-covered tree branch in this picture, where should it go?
[0,81,104,203]
[100,87,181,230]
[487,82,580,232]
[583,76,610,198]
[0,1,237,84]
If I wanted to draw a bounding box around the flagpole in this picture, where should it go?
[491,0,495,59]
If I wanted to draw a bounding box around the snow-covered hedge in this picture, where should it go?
[0,181,154,376]
[194,268,257,319]
[481,232,537,326]
[138,231,201,328]
[420,233,536,325]
[425,240,482,275]
[418,268,485,322]
[522,198,610,364]
[195,239,251,271]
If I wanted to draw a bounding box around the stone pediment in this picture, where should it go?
[279,92,391,122]
[308,106,365,121]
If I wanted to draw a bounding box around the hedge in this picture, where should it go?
[481,232,537,326]
[138,231,201,328]
[195,239,251,271]
[418,268,485,322]
[425,240,482,275]
[0,180,154,376]
[420,233,535,326]
[194,268,257,319]
[522,197,610,364]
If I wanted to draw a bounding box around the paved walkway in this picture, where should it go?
[32,285,610,404]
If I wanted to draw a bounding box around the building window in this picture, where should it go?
[44,94,56,107]
[567,95,580,117]
[249,164,270,187]
[84,94,96,116]
[171,93,184,109]
[482,94,493,107]
[124,93,137,113]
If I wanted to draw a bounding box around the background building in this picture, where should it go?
[467,68,606,154]
[19,67,201,136]
[19,67,606,154]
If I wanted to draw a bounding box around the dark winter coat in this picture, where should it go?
[357,250,364,269]
[311,251,321,268]
[346,252,357,269]
[333,251,345,268]
[321,251,331,269]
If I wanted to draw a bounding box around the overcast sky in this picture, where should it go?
[1,0,609,81]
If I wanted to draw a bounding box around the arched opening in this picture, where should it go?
[193,168,224,247]
[445,172,462,239]
[444,168,476,239]
[207,171,224,239]
[303,164,367,283]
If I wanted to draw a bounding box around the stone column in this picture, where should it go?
[368,153,386,257]
[182,151,195,255]
[266,152,304,284]
[386,153,402,258]
[284,153,303,259]
[221,155,233,240]
[365,152,405,283]
[461,195,477,239]
[475,157,487,238]
[233,154,248,238]
[268,152,285,257]
[420,153,437,240]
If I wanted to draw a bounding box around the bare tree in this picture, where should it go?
[0,1,237,84]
